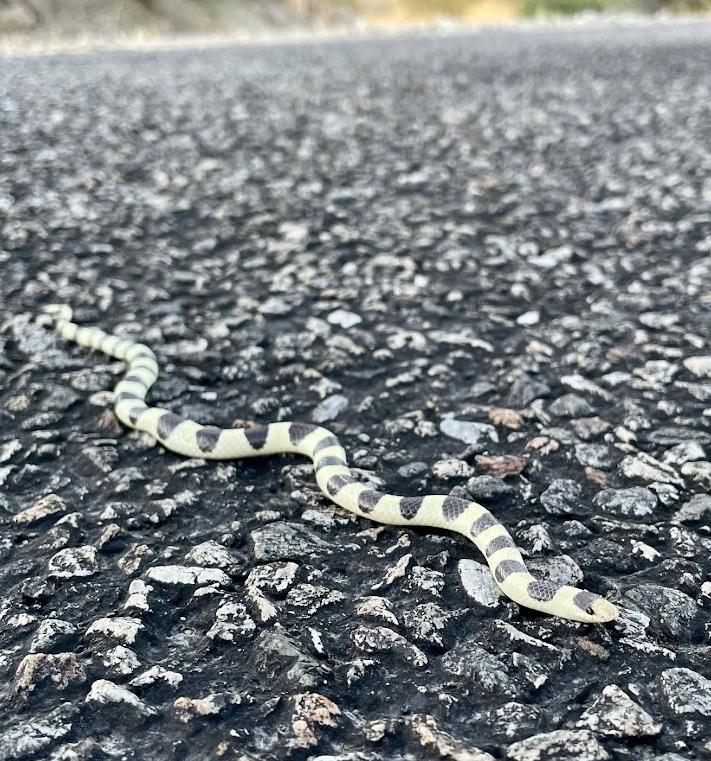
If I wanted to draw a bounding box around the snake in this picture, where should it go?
[41,305,618,624]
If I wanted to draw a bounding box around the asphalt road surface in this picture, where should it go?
[1,19,711,761]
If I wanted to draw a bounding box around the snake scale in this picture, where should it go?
[42,305,618,624]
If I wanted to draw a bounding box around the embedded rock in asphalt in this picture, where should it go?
[507,729,609,761]
[2,18,711,761]
[592,487,657,518]
[539,480,583,516]
[659,668,711,717]
[576,684,661,737]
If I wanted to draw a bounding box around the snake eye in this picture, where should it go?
[586,605,596,616]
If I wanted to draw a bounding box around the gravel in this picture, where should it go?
[1,17,711,760]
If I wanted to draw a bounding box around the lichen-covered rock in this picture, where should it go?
[13,493,67,525]
[15,652,86,695]
[592,487,657,518]
[85,679,156,716]
[441,638,513,694]
[540,480,583,516]
[251,630,331,687]
[250,522,331,562]
[458,560,502,607]
[577,684,661,737]
[0,703,77,760]
[673,493,711,523]
[29,619,78,653]
[130,666,183,688]
[660,668,711,717]
[48,546,98,579]
[410,714,495,761]
[507,729,609,761]
[290,692,341,749]
[144,565,230,586]
[352,625,428,667]
[85,617,144,644]
[465,475,515,502]
[184,540,243,571]
[623,585,701,639]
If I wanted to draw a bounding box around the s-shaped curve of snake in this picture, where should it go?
[41,305,618,624]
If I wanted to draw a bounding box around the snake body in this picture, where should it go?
[43,306,618,624]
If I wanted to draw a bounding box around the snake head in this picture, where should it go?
[568,590,619,623]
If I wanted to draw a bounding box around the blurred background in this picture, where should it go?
[1,0,710,47]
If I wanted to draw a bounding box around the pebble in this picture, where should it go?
[130,666,184,688]
[290,692,341,749]
[466,475,515,501]
[402,602,457,647]
[48,546,98,579]
[576,684,661,737]
[183,540,242,571]
[592,487,657,518]
[439,418,499,446]
[0,439,22,464]
[12,493,67,525]
[252,629,331,688]
[250,522,331,562]
[312,394,349,423]
[683,356,711,378]
[351,625,427,667]
[85,617,144,644]
[433,458,473,479]
[397,461,428,478]
[29,619,78,653]
[475,454,527,478]
[663,441,706,466]
[507,729,609,761]
[441,639,512,694]
[327,309,362,329]
[574,444,617,469]
[623,585,701,639]
[103,645,141,676]
[173,693,239,722]
[618,453,684,487]
[571,417,611,440]
[144,565,231,586]
[457,560,501,607]
[0,703,77,760]
[85,679,156,716]
[549,394,595,418]
[410,714,495,761]
[673,493,711,523]
[15,652,85,694]
[507,376,551,407]
[540,480,583,515]
[681,460,711,489]
[516,310,540,326]
[660,667,711,717]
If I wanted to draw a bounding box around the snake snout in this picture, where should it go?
[587,596,619,623]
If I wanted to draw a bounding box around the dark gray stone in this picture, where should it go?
[540,480,584,516]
